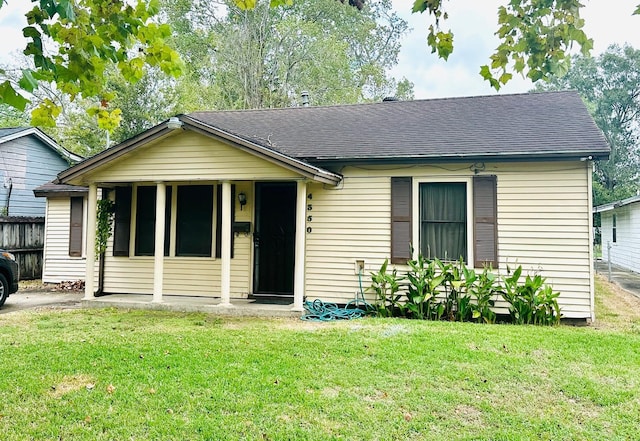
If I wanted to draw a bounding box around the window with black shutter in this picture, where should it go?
[390,177,412,264]
[113,187,132,256]
[69,197,84,257]
[391,175,498,268]
[473,175,498,268]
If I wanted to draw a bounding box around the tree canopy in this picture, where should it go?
[0,0,182,128]
[1,0,638,129]
[166,0,411,111]
[535,44,640,206]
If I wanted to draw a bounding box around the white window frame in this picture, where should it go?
[412,177,474,265]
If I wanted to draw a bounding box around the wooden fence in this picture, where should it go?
[0,216,45,280]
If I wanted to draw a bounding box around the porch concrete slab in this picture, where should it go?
[82,294,303,318]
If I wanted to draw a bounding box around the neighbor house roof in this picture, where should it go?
[0,127,83,163]
[188,90,610,163]
[593,195,640,213]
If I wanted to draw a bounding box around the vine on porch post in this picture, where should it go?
[95,198,115,256]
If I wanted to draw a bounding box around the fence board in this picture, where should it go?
[0,216,45,280]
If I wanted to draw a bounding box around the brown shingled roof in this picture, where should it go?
[188,90,609,162]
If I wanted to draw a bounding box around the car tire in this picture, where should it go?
[0,273,8,307]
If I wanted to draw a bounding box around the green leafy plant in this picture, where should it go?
[464,265,498,324]
[500,266,561,325]
[405,254,445,320]
[95,198,115,256]
[369,259,403,317]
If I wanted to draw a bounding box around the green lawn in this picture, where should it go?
[1,279,639,440]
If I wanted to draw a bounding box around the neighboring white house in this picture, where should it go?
[40,91,609,320]
[594,195,640,273]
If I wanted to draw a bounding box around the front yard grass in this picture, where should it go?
[1,276,639,440]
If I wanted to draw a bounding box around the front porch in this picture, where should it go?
[82,294,302,318]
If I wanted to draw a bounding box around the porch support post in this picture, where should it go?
[219,180,232,307]
[152,182,166,303]
[292,180,307,312]
[84,183,98,300]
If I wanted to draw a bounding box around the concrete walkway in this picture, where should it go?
[0,290,83,314]
[0,285,301,317]
[595,259,640,300]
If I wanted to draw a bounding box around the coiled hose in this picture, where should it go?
[300,269,373,321]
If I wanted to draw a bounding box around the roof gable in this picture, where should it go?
[0,127,83,163]
[58,120,342,186]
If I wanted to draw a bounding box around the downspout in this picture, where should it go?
[4,177,12,215]
[96,251,106,296]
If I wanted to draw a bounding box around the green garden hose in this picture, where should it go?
[300,269,373,321]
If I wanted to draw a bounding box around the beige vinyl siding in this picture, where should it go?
[41,197,98,284]
[496,163,591,318]
[86,131,299,183]
[305,176,391,304]
[101,182,253,297]
[304,161,593,319]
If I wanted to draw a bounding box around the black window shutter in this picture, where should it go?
[69,197,84,257]
[391,177,412,264]
[215,184,236,259]
[134,186,157,256]
[473,175,498,268]
[113,187,132,256]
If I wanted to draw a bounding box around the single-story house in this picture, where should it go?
[40,91,609,320]
[594,195,640,273]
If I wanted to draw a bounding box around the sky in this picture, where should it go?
[0,0,639,99]
[390,0,640,98]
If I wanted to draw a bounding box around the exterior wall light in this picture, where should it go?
[238,192,247,210]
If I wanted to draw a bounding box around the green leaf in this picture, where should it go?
[234,0,257,10]
[30,99,61,127]
[270,0,293,6]
[0,81,29,111]
[412,0,427,13]
[499,72,513,85]
[56,0,75,21]
[435,31,454,60]
[22,26,41,39]
[19,69,39,93]
[635,5,640,15]
[479,65,492,80]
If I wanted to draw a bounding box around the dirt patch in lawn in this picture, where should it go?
[49,374,97,398]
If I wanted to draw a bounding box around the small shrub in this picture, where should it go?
[369,255,561,325]
[369,259,403,317]
[500,266,561,325]
[464,265,498,324]
[405,254,445,320]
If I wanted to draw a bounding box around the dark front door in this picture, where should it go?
[253,182,296,296]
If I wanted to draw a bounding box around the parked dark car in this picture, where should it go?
[0,250,19,307]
